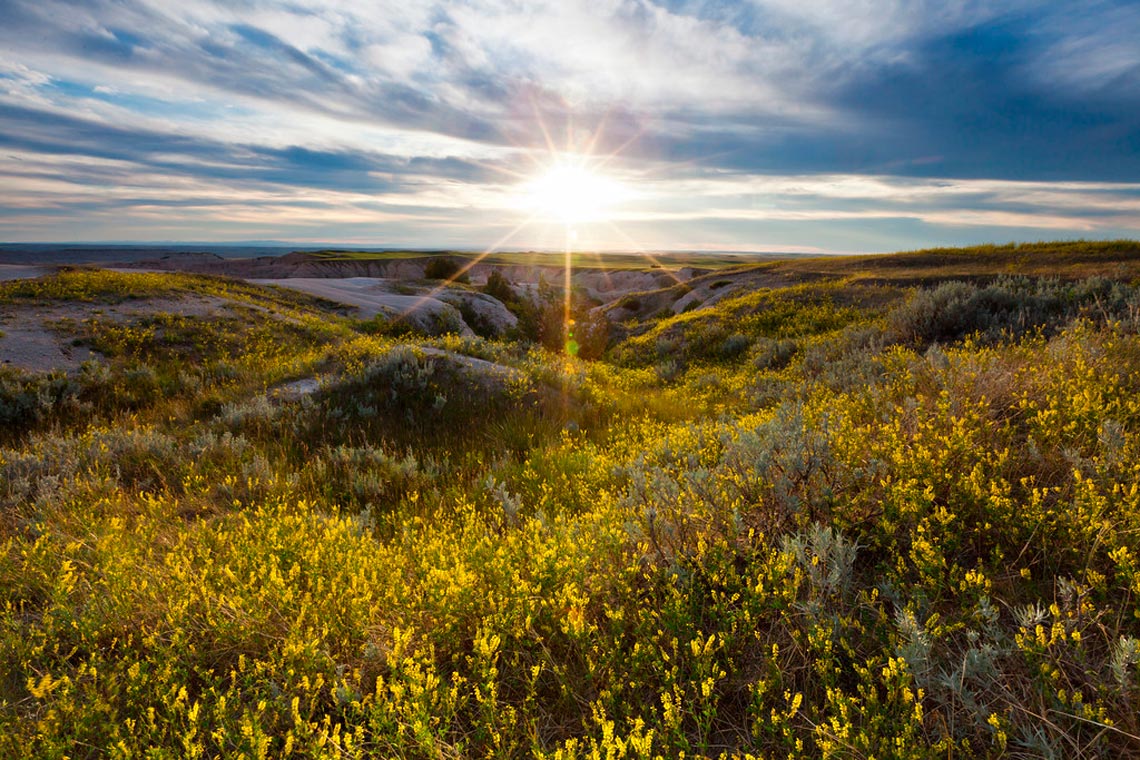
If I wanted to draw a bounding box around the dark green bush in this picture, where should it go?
[424,257,469,283]
[482,269,515,303]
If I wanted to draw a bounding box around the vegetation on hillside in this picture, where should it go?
[309,249,774,271]
[736,239,1140,285]
[3,243,1140,758]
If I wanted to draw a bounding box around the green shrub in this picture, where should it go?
[424,256,469,282]
[482,269,515,303]
[885,275,1140,346]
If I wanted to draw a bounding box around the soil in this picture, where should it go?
[0,296,231,373]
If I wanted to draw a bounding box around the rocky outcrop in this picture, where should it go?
[437,291,518,336]
[120,252,702,295]
[120,251,752,335]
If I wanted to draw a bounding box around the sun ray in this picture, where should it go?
[393,213,538,326]
[493,108,713,355]
[530,96,560,158]
[604,220,687,288]
[586,124,647,174]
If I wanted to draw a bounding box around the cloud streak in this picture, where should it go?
[1,0,1138,250]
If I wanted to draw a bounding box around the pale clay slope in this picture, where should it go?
[0,275,522,375]
[0,265,48,281]
[0,315,95,373]
[0,282,529,402]
[1,296,233,373]
[1,260,717,375]
[252,278,518,337]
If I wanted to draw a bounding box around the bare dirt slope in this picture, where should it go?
[2,296,230,373]
[0,265,49,281]
[253,278,517,336]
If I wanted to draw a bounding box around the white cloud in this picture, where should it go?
[0,59,55,107]
[590,171,1140,231]
[2,0,1139,248]
[1024,3,1140,95]
[746,0,1018,50]
[438,0,814,114]
[0,59,53,88]
[365,35,435,81]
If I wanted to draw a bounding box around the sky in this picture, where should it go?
[1,0,1139,253]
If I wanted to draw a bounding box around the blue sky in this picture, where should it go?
[1,0,1138,253]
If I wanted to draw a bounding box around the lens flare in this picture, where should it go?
[520,156,630,226]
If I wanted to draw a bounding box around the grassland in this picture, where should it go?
[310,240,1140,278]
[3,241,1140,758]
[309,249,776,271]
[739,239,1140,285]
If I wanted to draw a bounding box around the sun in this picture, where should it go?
[520,156,629,227]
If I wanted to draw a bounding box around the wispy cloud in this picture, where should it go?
[0,0,1138,250]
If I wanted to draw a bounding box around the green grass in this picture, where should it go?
[748,238,1140,285]
[306,249,795,271]
[309,250,433,261]
[3,245,1140,757]
[0,267,350,314]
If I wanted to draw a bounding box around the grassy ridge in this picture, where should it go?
[3,244,1140,757]
[310,249,787,271]
[751,239,1140,284]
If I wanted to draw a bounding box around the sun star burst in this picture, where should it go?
[520,155,630,227]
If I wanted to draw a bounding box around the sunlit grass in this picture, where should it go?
[3,244,1140,757]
